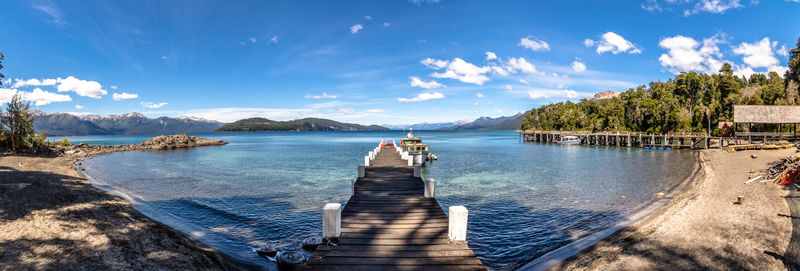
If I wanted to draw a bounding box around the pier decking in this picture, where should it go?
[303,147,485,270]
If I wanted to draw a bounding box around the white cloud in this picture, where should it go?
[350,24,363,34]
[585,32,641,54]
[526,88,581,100]
[519,37,550,52]
[141,102,168,108]
[12,78,57,88]
[430,58,491,85]
[75,105,84,109]
[474,101,479,107]
[733,37,780,69]
[684,0,743,16]
[56,76,107,98]
[304,92,339,99]
[0,87,72,106]
[338,108,355,114]
[732,37,789,76]
[485,51,498,60]
[409,76,445,89]
[365,109,385,113]
[383,22,391,27]
[111,85,118,89]
[506,57,538,74]
[519,79,529,85]
[364,15,372,21]
[778,45,789,56]
[310,101,343,109]
[268,36,279,45]
[112,92,138,100]
[476,93,485,98]
[504,85,512,91]
[397,92,445,102]
[658,34,725,74]
[249,37,257,43]
[420,58,449,69]
[571,60,587,72]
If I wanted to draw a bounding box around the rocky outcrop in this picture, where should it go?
[139,134,227,150]
[30,135,228,158]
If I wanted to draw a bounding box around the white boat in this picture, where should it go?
[557,135,581,144]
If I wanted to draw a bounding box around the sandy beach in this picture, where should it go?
[555,148,800,270]
[0,153,262,270]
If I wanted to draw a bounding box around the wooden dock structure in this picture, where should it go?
[302,145,485,270]
[518,130,796,150]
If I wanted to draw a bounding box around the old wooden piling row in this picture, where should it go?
[303,142,485,270]
[518,130,776,150]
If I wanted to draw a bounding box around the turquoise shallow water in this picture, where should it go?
[77,131,697,270]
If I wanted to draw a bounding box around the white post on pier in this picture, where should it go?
[369,151,374,160]
[448,206,468,241]
[350,179,356,195]
[358,165,365,178]
[424,178,435,198]
[364,156,370,167]
[323,203,342,239]
[407,156,413,166]
[414,154,423,165]
[414,164,422,178]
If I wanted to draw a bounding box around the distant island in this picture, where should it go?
[215,117,389,132]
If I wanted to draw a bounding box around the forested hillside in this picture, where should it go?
[521,38,800,136]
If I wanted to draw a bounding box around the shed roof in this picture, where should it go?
[734,105,800,124]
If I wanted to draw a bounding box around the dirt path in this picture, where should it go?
[554,149,797,270]
[0,154,263,270]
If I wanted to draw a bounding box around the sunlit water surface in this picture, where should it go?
[77,131,696,270]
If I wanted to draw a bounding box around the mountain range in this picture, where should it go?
[384,112,526,131]
[215,117,389,132]
[32,111,224,136]
[440,112,526,130]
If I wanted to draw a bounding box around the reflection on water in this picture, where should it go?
[81,130,696,270]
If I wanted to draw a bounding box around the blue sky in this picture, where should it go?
[1,0,798,124]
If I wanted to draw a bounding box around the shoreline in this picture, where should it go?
[0,136,266,270]
[74,159,270,270]
[519,151,704,271]
[549,148,797,270]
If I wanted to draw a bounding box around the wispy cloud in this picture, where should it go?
[112,92,138,100]
[409,76,445,89]
[519,37,550,52]
[32,0,70,26]
[350,24,363,34]
[141,101,168,108]
[305,92,339,99]
[397,92,445,102]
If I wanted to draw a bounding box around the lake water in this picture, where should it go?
[77,131,697,270]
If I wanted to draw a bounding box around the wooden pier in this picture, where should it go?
[302,145,485,270]
[518,130,794,150]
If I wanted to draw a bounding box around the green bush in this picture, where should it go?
[58,137,72,147]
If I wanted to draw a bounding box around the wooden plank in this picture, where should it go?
[342,231,447,239]
[338,238,451,245]
[307,256,484,266]
[302,264,486,271]
[312,250,476,258]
